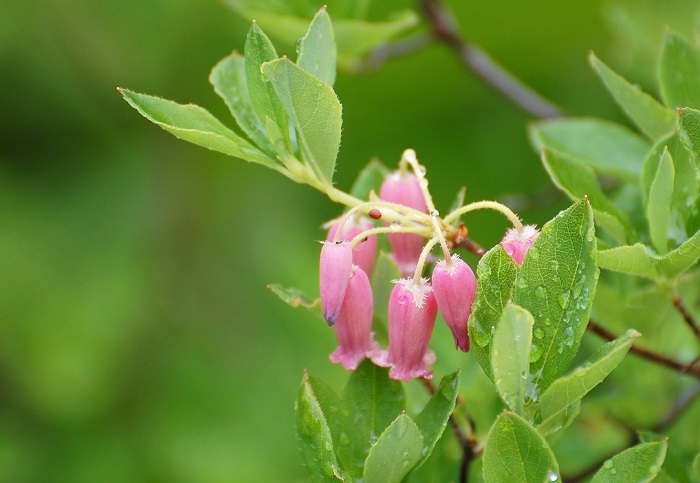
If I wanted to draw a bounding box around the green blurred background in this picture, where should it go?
[1,0,695,480]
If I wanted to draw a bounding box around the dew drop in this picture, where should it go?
[295,37,304,54]
[547,470,559,481]
[550,259,559,271]
[417,164,427,175]
[391,220,402,230]
[534,327,544,339]
[535,286,546,299]
[530,343,543,363]
[544,318,552,327]
[369,434,379,445]
[603,460,613,470]
[516,277,528,289]
[558,291,571,309]
[430,209,439,217]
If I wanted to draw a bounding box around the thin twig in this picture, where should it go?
[420,0,563,119]
[420,378,476,482]
[587,321,700,379]
[672,296,700,341]
[353,32,433,73]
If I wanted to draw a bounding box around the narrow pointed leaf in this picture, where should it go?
[468,245,520,379]
[297,7,337,86]
[541,148,633,244]
[363,414,424,483]
[244,23,289,142]
[591,441,667,483]
[305,372,346,456]
[340,359,405,478]
[513,200,598,394]
[529,118,649,181]
[412,370,460,469]
[597,244,659,279]
[262,57,342,183]
[482,411,559,483]
[492,304,534,414]
[447,186,467,227]
[267,284,323,319]
[589,52,675,139]
[296,372,344,481]
[210,51,275,155]
[646,147,675,254]
[536,329,639,436]
[119,89,278,168]
[656,227,700,278]
[350,158,390,200]
[659,31,700,109]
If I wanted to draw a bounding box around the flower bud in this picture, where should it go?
[319,241,353,326]
[381,278,438,381]
[329,267,381,370]
[501,225,540,265]
[380,171,428,276]
[326,215,378,277]
[432,255,477,352]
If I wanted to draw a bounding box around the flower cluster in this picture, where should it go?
[319,150,539,381]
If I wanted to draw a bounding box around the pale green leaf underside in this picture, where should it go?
[267,284,323,319]
[646,147,675,254]
[119,89,278,168]
[262,57,341,183]
[659,31,700,109]
[589,52,675,140]
[536,329,639,436]
[529,117,650,181]
[363,414,423,483]
[591,441,667,483]
[468,245,520,379]
[541,148,632,244]
[513,200,598,393]
[492,304,534,415]
[483,412,559,483]
[656,227,700,278]
[297,7,337,86]
[296,373,343,482]
[597,244,659,279]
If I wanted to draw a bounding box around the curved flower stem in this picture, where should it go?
[431,215,452,262]
[401,149,439,215]
[420,0,563,119]
[443,200,523,230]
[412,237,440,284]
[350,225,430,248]
[333,200,431,242]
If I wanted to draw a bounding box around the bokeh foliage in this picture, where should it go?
[2,0,699,480]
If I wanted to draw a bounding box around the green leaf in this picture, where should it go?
[296,372,344,482]
[541,148,633,244]
[305,372,347,463]
[597,244,659,279]
[350,158,389,200]
[693,452,700,481]
[536,329,640,436]
[119,89,278,168]
[482,411,559,483]
[591,441,667,483]
[679,107,700,158]
[363,414,424,483]
[340,359,405,478]
[656,227,700,278]
[297,7,337,86]
[209,51,275,156]
[262,57,342,183]
[412,370,460,469]
[590,52,676,139]
[512,199,598,394]
[244,23,290,149]
[659,31,700,109]
[646,147,676,254]
[334,10,420,68]
[491,304,534,414]
[529,117,650,181]
[267,284,323,319]
[468,245,520,379]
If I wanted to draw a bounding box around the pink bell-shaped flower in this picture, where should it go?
[329,267,382,370]
[380,278,438,381]
[319,241,353,326]
[380,171,428,277]
[432,255,477,352]
[501,225,540,265]
[326,215,378,277]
